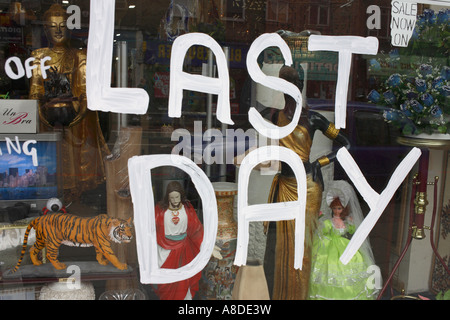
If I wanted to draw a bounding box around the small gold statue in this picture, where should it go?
[29,4,110,202]
[29,4,85,128]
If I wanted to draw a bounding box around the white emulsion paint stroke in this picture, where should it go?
[336,147,421,265]
[308,35,379,129]
[168,33,233,125]
[128,154,217,284]
[234,146,307,269]
[2,137,38,167]
[86,0,149,114]
[22,140,38,167]
[247,33,303,140]
[5,56,51,80]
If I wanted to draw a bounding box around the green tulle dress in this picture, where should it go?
[308,219,377,300]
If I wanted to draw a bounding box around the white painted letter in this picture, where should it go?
[86,0,149,114]
[168,33,233,125]
[24,57,37,79]
[336,147,421,265]
[308,35,378,129]
[5,57,25,80]
[23,140,38,167]
[40,56,52,79]
[6,136,21,155]
[234,146,307,269]
[128,154,217,284]
[247,33,302,140]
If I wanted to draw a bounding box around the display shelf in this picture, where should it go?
[397,135,450,150]
[0,261,137,286]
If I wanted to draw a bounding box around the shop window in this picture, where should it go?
[221,0,245,21]
[354,110,393,147]
[266,0,289,23]
[309,4,330,26]
[0,0,448,302]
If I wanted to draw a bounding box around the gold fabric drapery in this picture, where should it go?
[267,111,322,300]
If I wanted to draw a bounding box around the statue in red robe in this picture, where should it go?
[155,181,203,300]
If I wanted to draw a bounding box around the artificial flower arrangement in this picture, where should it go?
[368,64,449,135]
[367,8,449,136]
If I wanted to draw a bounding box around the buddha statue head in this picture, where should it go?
[43,4,69,47]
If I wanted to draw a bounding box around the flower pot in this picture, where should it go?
[409,133,450,140]
[398,132,450,150]
[199,182,239,300]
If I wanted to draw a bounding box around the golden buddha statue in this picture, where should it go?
[29,4,110,202]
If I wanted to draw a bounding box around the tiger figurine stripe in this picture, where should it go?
[12,213,133,272]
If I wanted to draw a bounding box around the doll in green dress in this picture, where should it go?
[309,181,381,300]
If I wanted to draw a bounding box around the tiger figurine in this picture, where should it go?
[12,213,133,272]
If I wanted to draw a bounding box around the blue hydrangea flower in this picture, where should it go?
[411,29,419,40]
[400,103,412,117]
[372,39,448,134]
[367,89,381,103]
[410,100,424,113]
[416,14,426,28]
[423,9,436,23]
[431,105,443,117]
[419,64,433,77]
[421,93,434,107]
[369,59,381,71]
[436,9,449,24]
[383,110,399,122]
[406,90,418,100]
[441,85,450,97]
[441,66,450,81]
[387,73,402,87]
[433,77,445,90]
[383,90,397,104]
[389,49,400,65]
[415,79,427,92]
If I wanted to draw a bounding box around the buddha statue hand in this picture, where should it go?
[41,98,77,128]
